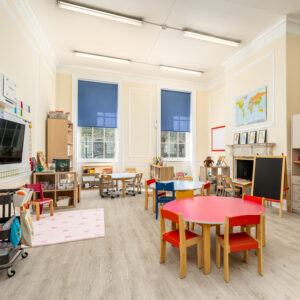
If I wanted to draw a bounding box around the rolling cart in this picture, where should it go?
[0,189,28,278]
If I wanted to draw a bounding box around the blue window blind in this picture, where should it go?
[78,80,118,128]
[161,89,191,132]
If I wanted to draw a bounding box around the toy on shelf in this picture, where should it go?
[203,156,214,167]
[216,156,227,166]
[153,156,163,166]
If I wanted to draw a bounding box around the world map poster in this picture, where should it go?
[235,86,267,127]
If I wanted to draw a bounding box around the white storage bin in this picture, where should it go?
[57,183,66,190]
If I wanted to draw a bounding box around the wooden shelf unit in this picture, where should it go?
[150,164,174,181]
[81,165,112,190]
[33,171,78,209]
[47,118,73,169]
[200,166,230,182]
[291,114,300,213]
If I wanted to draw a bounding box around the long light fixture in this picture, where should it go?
[57,1,143,26]
[74,51,130,64]
[183,30,240,47]
[160,65,203,75]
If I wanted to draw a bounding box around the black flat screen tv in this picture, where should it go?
[0,117,25,164]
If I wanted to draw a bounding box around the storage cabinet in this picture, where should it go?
[33,171,78,209]
[47,118,73,169]
[291,114,300,213]
[150,165,174,181]
[200,166,230,182]
[81,165,112,190]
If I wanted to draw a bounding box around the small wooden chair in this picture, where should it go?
[216,175,225,196]
[144,179,166,212]
[216,213,263,283]
[155,182,175,219]
[223,177,240,197]
[201,182,211,196]
[160,206,203,278]
[243,194,266,246]
[25,183,54,221]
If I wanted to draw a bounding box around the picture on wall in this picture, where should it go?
[235,86,267,127]
[258,129,267,143]
[233,133,240,145]
[249,131,256,144]
[241,132,248,144]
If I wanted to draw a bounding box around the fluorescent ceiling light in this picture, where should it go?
[160,65,203,75]
[183,30,240,47]
[74,51,130,64]
[57,1,143,26]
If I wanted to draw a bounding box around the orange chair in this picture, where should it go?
[216,213,263,283]
[243,194,266,246]
[144,179,166,212]
[160,207,203,278]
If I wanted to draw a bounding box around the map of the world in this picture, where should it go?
[235,86,267,127]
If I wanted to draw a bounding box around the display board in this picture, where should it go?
[211,126,225,151]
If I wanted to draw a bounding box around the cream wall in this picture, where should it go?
[56,70,209,180]
[208,35,288,173]
[0,1,56,188]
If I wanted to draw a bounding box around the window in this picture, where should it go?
[161,89,191,159]
[78,80,118,160]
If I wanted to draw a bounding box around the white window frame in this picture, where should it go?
[72,74,122,166]
[157,87,196,164]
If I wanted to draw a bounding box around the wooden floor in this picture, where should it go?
[1,190,300,300]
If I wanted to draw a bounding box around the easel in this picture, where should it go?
[252,155,290,218]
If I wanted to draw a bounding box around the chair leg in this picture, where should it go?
[35,203,40,221]
[185,222,190,230]
[155,201,159,220]
[216,225,220,235]
[243,250,248,263]
[160,239,166,263]
[257,245,263,276]
[145,190,148,210]
[197,239,203,268]
[153,192,156,213]
[191,222,195,231]
[216,238,221,268]
[224,249,229,283]
[50,201,54,216]
[179,246,187,279]
[262,216,266,246]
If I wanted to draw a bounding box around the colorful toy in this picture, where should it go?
[153,156,163,166]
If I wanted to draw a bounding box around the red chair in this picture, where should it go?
[145,179,166,212]
[243,195,266,246]
[201,182,211,196]
[160,207,203,278]
[216,213,263,283]
[25,183,54,221]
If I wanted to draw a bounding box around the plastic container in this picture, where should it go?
[57,196,70,207]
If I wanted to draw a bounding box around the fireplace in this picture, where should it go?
[235,158,254,180]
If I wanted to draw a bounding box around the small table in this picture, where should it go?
[164,196,265,275]
[99,173,136,198]
[150,180,205,211]
[232,179,252,195]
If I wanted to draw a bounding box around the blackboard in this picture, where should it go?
[252,157,284,201]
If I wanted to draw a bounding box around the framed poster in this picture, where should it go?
[249,131,256,144]
[241,132,248,144]
[258,129,267,143]
[211,126,225,152]
[233,133,240,145]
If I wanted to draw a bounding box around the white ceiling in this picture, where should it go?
[27,0,300,82]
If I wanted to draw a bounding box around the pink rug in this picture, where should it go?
[30,208,105,247]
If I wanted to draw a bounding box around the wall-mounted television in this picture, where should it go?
[0,117,25,164]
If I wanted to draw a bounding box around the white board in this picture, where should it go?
[212,126,225,151]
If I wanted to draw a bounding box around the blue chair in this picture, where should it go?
[155,182,175,219]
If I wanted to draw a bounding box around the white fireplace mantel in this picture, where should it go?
[226,143,276,157]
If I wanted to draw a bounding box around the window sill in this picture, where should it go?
[78,159,118,164]
[163,158,190,162]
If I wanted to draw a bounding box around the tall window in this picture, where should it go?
[78,80,118,160]
[161,89,191,159]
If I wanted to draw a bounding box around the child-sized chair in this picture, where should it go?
[223,177,240,197]
[155,182,175,219]
[160,207,203,278]
[201,182,211,196]
[144,179,166,212]
[216,213,263,283]
[216,175,225,196]
[243,194,266,246]
[25,183,54,221]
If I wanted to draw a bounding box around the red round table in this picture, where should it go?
[164,196,265,275]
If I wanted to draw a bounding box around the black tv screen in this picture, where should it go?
[0,118,25,164]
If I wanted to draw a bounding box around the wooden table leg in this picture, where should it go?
[35,203,40,221]
[202,224,211,275]
[122,180,125,198]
